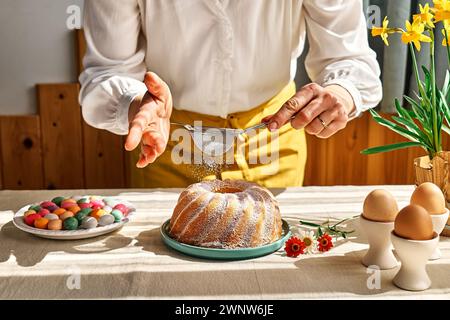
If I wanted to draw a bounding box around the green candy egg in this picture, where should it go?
[51,196,65,206]
[75,211,90,224]
[80,207,93,215]
[110,209,123,223]
[63,217,79,230]
[77,198,90,205]
[29,205,42,212]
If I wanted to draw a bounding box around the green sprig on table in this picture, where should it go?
[299,217,357,239]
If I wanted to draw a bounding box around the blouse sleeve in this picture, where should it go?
[79,0,148,135]
[302,0,382,117]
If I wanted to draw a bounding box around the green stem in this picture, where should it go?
[409,44,435,158]
[410,43,422,92]
[430,31,441,156]
[445,29,450,68]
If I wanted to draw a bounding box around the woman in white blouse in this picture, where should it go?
[79,0,382,188]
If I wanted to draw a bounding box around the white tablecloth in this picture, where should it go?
[0,186,449,299]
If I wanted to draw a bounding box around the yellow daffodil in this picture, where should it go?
[401,19,432,51]
[414,3,435,28]
[433,0,450,11]
[434,0,450,21]
[372,17,396,46]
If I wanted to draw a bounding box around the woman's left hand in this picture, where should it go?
[263,83,356,139]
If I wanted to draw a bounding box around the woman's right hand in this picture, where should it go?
[125,72,173,168]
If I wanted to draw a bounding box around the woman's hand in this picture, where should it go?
[125,72,173,168]
[263,83,355,139]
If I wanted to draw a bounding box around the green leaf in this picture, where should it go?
[404,95,427,122]
[443,125,450,135]
[394,99,413,121]
[361,141,423,155]
[371,116,423,143]
[442,70,449,96]
[391,116,432,148]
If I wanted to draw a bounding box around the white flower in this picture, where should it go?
[300,230,316,254]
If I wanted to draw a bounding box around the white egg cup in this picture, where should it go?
[359,215,398,270]
[429,209,450,260]
[391,232,438,291]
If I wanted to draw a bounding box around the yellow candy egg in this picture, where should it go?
[90,209,106,221]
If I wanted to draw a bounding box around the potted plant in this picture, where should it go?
[362,1,450,235]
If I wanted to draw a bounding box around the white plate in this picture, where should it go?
[13,198,135,240]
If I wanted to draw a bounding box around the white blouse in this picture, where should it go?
[79,0,382,135]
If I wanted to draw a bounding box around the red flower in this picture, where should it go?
[317,234,334,252]
[284,236,306,257]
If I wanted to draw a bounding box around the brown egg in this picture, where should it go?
[362,189,399,222]
[410,182,446,215]
[394,205,434,240]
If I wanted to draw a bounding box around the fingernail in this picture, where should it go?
[268,122,278,132]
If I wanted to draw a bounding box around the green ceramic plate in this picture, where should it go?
[160,219,291,260]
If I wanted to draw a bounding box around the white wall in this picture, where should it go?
[0,0,84,115]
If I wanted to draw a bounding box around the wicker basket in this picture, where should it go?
[414,151,450,237]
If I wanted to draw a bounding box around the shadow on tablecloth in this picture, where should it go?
[0,221,134,267]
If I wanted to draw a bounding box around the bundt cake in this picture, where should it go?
[169,179,282,249]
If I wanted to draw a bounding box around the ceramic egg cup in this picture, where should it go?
[429,209,449,260]
[359,215,398,270]
[391,231,438,291]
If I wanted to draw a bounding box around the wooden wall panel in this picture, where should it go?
[75,29,129,188]
[37,83,85,189]
[82,123,126,188]
[75,29,86,77]
[0,116,44,189]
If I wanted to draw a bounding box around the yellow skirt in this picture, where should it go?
[129,82,307,188]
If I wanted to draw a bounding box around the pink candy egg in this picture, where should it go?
[91,205,103,211]
[47,205,59,212]
[38,208,50,217]
[90,200,105,207]
[61,202,76,209]
[113,204,129,215]
[40,201,56,209]
[79,202,93,209]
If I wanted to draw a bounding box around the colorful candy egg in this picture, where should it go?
[79,202,93,209]
[29,205,41,212]
[61,201,76,209]
[24,214,41,226]
[48,219,63,230]
[34,218,49,229]
[75,211,90,224]
[113,204,129,215]
[38,208,50,217]
[40,201,56,209]
[110,209,123,223]
[68,206,81,214]
[90,209,106,221]
[63,217,78,230]
[105,199,119,208]
[90,199,105,207]
[102,206,112,214]
[60,211,75,221]
[81,216,98,229]
[98,214,114,226]
[46,205,59,212]
[53,208,66,216]
[51,196,65,206]
[44,213,59,221]
[24,210,37,218]
[80,207,93,215]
